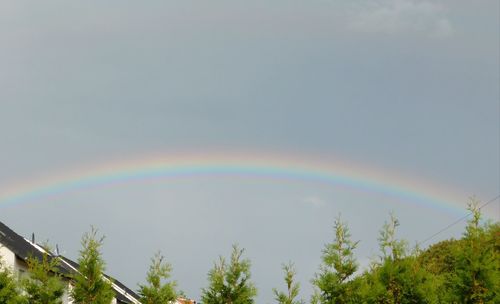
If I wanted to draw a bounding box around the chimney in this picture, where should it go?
[31,232,35,244]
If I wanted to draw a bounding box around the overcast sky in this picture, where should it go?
[0,1,499,302]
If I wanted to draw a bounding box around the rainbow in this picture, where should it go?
[0,152,467,215]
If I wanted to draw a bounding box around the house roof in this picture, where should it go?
[0,221,47,262]
[0,221,141,304]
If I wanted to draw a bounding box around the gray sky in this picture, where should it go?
[0,1,498,302]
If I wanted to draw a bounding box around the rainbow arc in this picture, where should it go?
[0,152,466,215]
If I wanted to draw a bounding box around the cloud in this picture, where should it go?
[303,196,327,207]
[347,0,454,37]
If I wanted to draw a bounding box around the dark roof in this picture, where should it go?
[0,221,140,304]
[0,221,75,276]
[0,221,46,261]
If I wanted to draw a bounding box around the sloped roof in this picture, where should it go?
[0,221,47,261]
[0,221,141,304]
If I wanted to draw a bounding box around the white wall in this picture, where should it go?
[0,245,17,272]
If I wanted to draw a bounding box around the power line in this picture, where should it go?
[418,194,500,246]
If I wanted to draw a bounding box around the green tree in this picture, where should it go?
[70,228,114,304]
[201,244,257,304]
[273,262,303,304]
[447,199,499,303]
[360,213,440,304]
[419,238,462,276]
[378,213,407,262]
[138,251,177,304]
[361,255,441,304]
[312,215,360,304]
[0,257,27,304]
[22,250,65,304]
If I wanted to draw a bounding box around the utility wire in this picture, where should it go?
[418,194,500,246]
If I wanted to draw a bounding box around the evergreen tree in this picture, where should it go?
[310,288,321,304]
[0,257,27,304]
[361,255,441,304]
[312,215,360,304]
[377,213,407,262]
[360,213,439,304]
[201,244,257,304]
[138,251,177,304]
[70,228,114,304]
[22,250,65,304]
[448,199,499,303]
[419,238,462,276]
[273,262,303,304]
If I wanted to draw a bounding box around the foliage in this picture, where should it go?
[418,238,462,275]
[138,251,177,304]
[22,250,65,304]
[70,227,114,304]
[446,199,500,303]
[360,255,442,304]
[312,215,360,304]
[359,213,441,304]
[273,262,303,304]
[0,257,27,304]
[2,197,498,304]
[377,213,407,261]
[310,288,321,304]
[201,244,257,304]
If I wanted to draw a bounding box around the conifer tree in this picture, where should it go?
[138,251,177,304]
[22,250,65,304]
[201,244,257,304]
[448,199,499,303]
[378,213,407,262]
[361,213,439,303]
[0,257,27,304]
[310,288,321,304]
[418,238,461,275]
[70,228,114,304]
[273,262,303,304]
[312,215,360,304]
